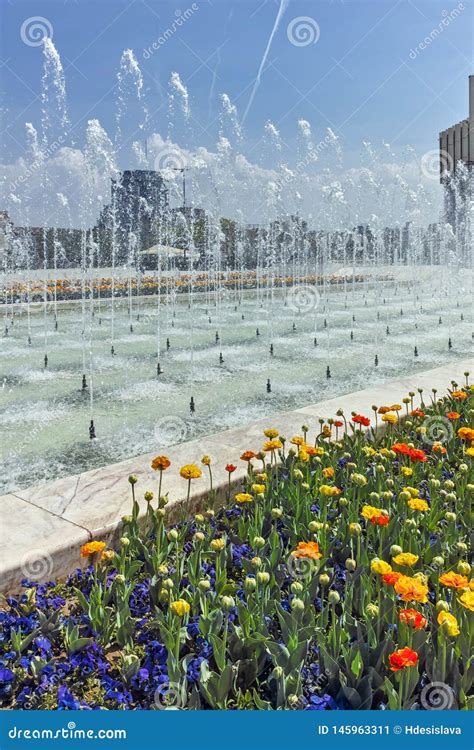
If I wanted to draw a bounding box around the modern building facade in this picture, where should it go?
[439,76,473,179]
[439,76,473,232]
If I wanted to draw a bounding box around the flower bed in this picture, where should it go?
[1,380,472,711]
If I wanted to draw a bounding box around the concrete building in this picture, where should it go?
[439,75,473,179]
[439,76,473,231]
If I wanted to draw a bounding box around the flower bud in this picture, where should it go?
[120,537,130,547]
[221,595,235,611]
[257,571,270,585]
[339,497,349,507]
[198,579,211,592]
[205,509,215,519]
[163,578,174,589]
[253,536,265,548]
[156,508,166,518]
[404,518,417,528]
[399,490,411,502]
[345,558,357,572]
[121,515,132,524]
[386,478,394,488]
[271,508,283,519]
[115,574,125,584]
[144,491,154,502]
[250,556,262,568]
[287,694,300,708]
[328,590,340,605]
[458,464,468,474]
[431,556,445,568]
[445,512,457,522]
[159,496,168,508]
[128,474,138,485]
[444,480,454,490]
[430,479,441,489]
[210,538,225,551]
[291,581,303,594]
[390,545,403,557]
[369,492,380,501]
[301,482,310,491]
[244,576,257,592]
[349,522,362,536]
[293,469,303,480]
[319,573,330,587]
[455,542,468,553]
[195,513,205,524]
[435,600,450,612]
[167,529,179,541]
[194,532,205,543]
[157,564,168,576]
[457,561,471,575]
[291,597,305,611]
[366,603,379,618]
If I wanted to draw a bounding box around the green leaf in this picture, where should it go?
[350,650,363,679]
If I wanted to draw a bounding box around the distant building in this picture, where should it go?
[96,170,169,265]
[439,76,473,230]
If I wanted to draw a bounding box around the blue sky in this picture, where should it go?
[1,0,472,164]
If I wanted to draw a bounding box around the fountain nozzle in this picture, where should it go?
[89,420,96,439]
[266,378,271,393]
[219,352,224,364]
[44,354,48,368]
[190,396,195,413]
[157,362,162,376]
[414,346,418,357]
[448,338,452,350]
[374,354,378,367]
[326,366,331,379]
[270,344,274,356]
[82,374,87,390]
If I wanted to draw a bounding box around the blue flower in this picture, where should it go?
[57,686,81,710]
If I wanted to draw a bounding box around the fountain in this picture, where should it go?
[0,41,472,495]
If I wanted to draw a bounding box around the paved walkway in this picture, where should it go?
[0,358,471,593]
